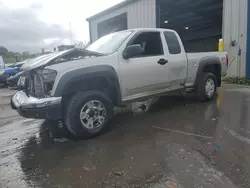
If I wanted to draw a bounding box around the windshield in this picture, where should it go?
[86,30,133,55]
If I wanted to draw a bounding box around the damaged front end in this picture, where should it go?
[27,68,57,98]
[11,48,103,120]
[11,68,62,120]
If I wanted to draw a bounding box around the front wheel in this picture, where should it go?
[64,90,113,139]
[197,72,217,101]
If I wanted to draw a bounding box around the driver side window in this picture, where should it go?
[129,32,163,57]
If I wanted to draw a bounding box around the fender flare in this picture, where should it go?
[194,56,221,86]
[52,65,122,104]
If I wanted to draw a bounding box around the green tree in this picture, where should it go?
[0,46,8,56]
[22,51,30,59]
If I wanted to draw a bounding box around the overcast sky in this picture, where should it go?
[0,0,123,53]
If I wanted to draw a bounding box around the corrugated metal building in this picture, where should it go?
[87,0,250,78]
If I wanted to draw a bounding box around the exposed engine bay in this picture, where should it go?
[26,70,56,98]
[22,48,103,98]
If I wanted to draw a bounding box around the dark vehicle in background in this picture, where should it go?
[0,67,19,86]
[6,59,32,87]
[0,59,31,86]
[7,71,25,88]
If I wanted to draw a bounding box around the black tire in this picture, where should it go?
[196,72,217,101]
[64,90,113,139]
[44,119,77,140]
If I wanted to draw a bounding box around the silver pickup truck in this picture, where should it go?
[11,28,228,139]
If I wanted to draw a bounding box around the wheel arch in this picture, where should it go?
[195,57,221,87]
[53,65,122,105]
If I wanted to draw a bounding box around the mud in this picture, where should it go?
[1,85,250,188]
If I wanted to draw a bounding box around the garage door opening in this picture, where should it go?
[97,13,127,39]
[157,0,223,52]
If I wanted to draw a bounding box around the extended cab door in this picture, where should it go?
[161,31,187,89]
[118,31,171,101]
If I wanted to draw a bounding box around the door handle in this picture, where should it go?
[158,59,168,65]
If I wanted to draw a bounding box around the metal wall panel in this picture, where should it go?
[89,0,156,42]
[239,0,248,77]
[89,6,128,42]
[223,0,248,77]
[127,0,156,28]
[246,0,250,78]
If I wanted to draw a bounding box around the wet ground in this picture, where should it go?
[1,85,250,188]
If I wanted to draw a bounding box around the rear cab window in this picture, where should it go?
[164,31,181,54]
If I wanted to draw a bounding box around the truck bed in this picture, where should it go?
[185,52,228,87]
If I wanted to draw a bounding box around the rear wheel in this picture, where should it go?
[64,90,113,139]
[197,72,217,101]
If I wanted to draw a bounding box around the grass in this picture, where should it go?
[222,77,250,85]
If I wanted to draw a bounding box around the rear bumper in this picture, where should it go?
[11,91,62,120]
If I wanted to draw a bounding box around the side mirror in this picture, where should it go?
[123,44,144,59]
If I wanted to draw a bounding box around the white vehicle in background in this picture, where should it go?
[0,56,5,69]
[11,28,228,139]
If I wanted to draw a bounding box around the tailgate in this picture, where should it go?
[215,52,228,76]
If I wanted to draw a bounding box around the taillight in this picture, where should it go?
[226,55,228,66]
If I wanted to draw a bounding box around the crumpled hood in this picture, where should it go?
[46,54,115,74]
[21,49,104,72]
[15,59,32,67]
[21,50,72,71]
